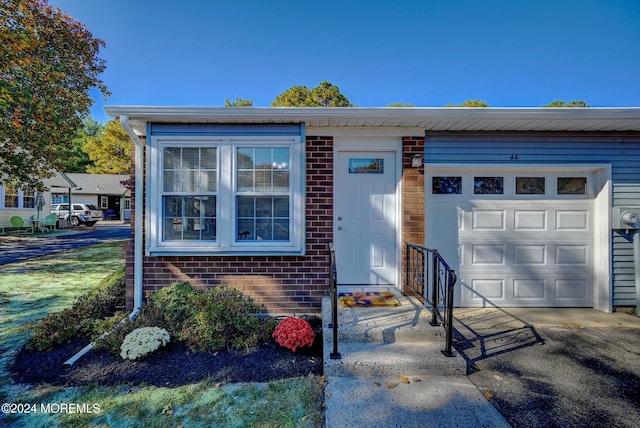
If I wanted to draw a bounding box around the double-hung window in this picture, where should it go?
[150,136,304,255]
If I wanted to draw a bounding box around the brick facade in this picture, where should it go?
[125,134,425,313]
[125,136,334,315]
[401,136,425,291]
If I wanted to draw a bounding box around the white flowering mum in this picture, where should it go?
[120,327,170,360]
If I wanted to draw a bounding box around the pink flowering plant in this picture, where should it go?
[272,317,315,352]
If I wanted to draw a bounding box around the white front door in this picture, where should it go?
[335,151,397,285]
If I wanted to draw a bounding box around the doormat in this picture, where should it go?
[339,292,401,308]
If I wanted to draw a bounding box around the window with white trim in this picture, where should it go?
[150,137,304,255]
[1,184,37,209]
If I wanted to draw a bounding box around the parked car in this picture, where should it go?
[50,203,103,226]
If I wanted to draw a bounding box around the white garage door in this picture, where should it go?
[426,170,595,308]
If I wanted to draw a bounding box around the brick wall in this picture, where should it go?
[125,136,334,315]
[401,136,425,291]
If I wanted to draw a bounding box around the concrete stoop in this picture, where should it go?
[321,288,510,428]
[322,289,466,378]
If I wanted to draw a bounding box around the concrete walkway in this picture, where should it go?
[322,287,510,428]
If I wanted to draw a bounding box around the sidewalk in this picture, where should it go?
[322,289,510,428]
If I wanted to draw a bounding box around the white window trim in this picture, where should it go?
[148,135,305,256]
[1,185,37,210]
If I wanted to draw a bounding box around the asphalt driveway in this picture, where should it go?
[0,222,130,265]
[453,307,640,428]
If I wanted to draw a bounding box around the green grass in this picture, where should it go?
[0,240,324,427]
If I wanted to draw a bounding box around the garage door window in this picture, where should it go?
[432,176,462,194]
[557,177,586,195]
[474,177,504,194]
[516,177,545,195]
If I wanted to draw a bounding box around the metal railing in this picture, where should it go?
[405,242,457,356]
[328,242,341,359]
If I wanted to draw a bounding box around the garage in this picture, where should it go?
[426,167,603,308]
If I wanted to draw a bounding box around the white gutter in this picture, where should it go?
[64,115,144,366]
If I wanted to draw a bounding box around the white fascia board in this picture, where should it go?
[104,106,640,135]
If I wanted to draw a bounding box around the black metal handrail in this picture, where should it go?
[328,242,341,359]
[405,242,457,356]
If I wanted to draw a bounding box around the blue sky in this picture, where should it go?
[48,0,640,123]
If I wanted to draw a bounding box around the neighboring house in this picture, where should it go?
[104,106,640,315]
[45,173,131,221]
[1,173,131,230]
[0,184,39,227]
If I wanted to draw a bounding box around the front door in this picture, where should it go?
[335,151,397,285]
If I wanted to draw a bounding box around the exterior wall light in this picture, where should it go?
[411,154,423,168]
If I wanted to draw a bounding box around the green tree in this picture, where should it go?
[271,81,353,107]
[388,103,415,107]
[0,0,109,190]
[446,99,489,107]
[83,119,130,174]
[224,97,253,107]
[61,117,103,172]
[544,100,590,107]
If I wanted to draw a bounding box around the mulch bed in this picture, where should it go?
[11,320,323,387]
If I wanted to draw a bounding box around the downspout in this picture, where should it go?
[119,114,144,318]
[64,115,144,365]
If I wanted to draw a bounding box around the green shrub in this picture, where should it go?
[97,283,276,355]
[26,265,126,351]
[95,303,170,355]
[151,281,197,335]
[180,286,275,352]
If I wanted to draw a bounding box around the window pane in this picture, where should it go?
[236,196,289,242]
[201,148,217,169]
[163,147,181,169]
[558,177,586,195]
[237,171,253,192]
[254,148,271,169]
[274,196,289,217]
[273,171,289,192]
[237,147,254,169]
[274,219,289,240]
[432,177,462,194]
[256,197,273,217]
[163,195,216,241]
[182,148,199,169]
[200,171,217,191]
[255,171,271,191]
[237,219,254,240]
[516,177,545,195]
[273,148,289,170]
[474,177,504,194]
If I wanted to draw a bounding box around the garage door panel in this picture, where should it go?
[514,245,547,265]
[555,279,589,300]
[556,210,589,231]
[472,244,505,265]
[514,210,547,230]
[513,279,547,299]
[555,245,589,265]
[470,278,505,300]
[472,210,505,230]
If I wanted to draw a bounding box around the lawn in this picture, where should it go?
[0,241,324,427]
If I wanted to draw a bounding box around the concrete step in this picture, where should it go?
[322,291,441,344]
[324,340,466,377]
[322,289,466,378]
